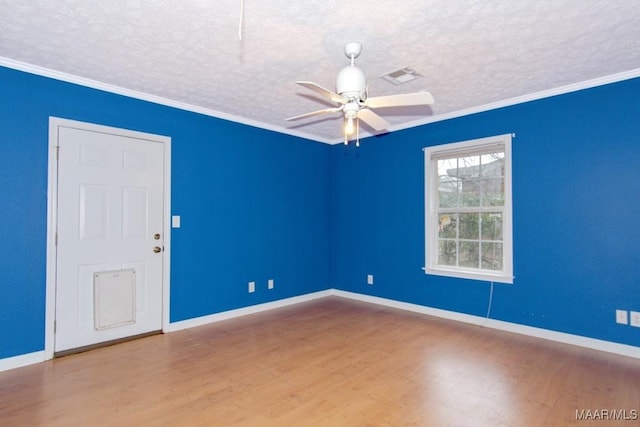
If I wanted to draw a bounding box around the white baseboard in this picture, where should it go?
[333,290,640,360]
[0,351,45,372]
[0,291,333,372]
[3,288,638,372]
[167,290,333,332]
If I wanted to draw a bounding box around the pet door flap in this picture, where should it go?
[94,268,136,330]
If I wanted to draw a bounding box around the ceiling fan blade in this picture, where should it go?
[286,107,342,121]
[357,108,391,131]
[366,91,434,109]
[296,81,346,104]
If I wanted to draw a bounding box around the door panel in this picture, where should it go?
[55,126,164,352]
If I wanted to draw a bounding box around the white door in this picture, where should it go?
[54,124,165,352]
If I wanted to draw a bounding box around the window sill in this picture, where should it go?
[424,266,513,284]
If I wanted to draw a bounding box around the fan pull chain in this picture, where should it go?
[238,0,245,40]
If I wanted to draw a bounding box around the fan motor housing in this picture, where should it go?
[336,65,366,101]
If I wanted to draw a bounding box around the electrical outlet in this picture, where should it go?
[630,311,640,328]
[248,281,255,293]
[616,309,628,325]
[367,274,374,285]
[268,279,274,290]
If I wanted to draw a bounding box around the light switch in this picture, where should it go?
[172,215,181,228]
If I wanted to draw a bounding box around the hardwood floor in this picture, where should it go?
[1,297,639,426]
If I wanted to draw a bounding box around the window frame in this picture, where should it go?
[424,134,513,284]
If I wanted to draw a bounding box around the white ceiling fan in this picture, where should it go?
[286,42,434,145]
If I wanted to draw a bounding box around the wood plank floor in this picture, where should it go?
[1,297,639,426]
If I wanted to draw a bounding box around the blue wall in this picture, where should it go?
[2,64,639,361]
[0,66,331,359]
[331,77,640,348]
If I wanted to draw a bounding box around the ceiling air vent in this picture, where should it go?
[379,67,423,85]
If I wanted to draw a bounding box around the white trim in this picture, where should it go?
[384,68,640,138]
[45,117,171,360]
[44,119,59,360]
[2,56,639,146]
[0,351,45,372]
[167,290,333,332]
[162,132,172,334]
[333,290,640,360]
[0,57,334,145]
[423,267,514,284]
[331,68,640,144]
[3,288,639,372]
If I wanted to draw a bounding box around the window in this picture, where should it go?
[424,134,513,283]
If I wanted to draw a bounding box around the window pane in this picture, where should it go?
[459,213,479,239]
[481,178,504,206]
[481,213,503,241]
[460,179,481,207]
[458,155,481,179]
[459,241,479,268]
[437,158,458,177]
[437,158,459,208]
[438,214,457,238]
[458,154,481,208]
[481,242,503,271]
[438,240,457,266]
[438,176,459,208]
[480,153,504,177]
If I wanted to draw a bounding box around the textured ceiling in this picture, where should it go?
[1,1,639,143]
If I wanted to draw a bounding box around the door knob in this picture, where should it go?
[153,246,162,253]
[154,233,161,240]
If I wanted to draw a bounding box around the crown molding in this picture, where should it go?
[2,56,638,146]
[0,56,334,144]
[387,68,640,136]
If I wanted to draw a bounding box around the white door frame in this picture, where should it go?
[45,117,172,360]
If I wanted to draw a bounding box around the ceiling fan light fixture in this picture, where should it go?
[343,112,360,146]
[345,116,355,135]
[344,105,357,135]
